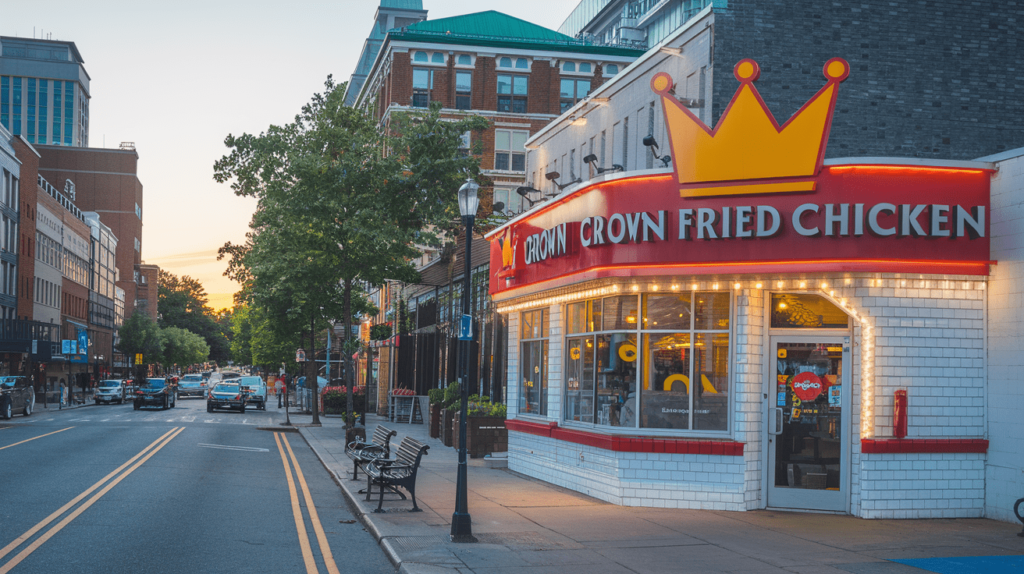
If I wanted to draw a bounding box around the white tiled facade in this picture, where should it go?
[501,273,991,517]
[986,149,1024,524]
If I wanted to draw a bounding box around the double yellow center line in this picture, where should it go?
[0,427,184,573]
[274,432,340,574]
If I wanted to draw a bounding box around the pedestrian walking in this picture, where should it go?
[277,377,285,408]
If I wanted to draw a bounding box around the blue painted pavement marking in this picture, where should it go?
[893,555,1024,573]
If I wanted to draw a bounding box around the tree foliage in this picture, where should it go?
[214,77,487,423]
[158,269,230,362]
[160,326,211,368]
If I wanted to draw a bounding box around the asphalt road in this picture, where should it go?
[0,395,395,574]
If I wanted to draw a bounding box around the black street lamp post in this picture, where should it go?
[451,177,479,543]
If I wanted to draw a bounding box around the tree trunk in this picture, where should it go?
[344,278,354,428]
[309,312,320,425]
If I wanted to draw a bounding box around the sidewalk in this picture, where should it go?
[297,415,1024,574]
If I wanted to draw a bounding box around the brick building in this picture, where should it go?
[35,145,143,315]
[348,7,643,406]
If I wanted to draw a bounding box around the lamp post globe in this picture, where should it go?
[458,178,479,218]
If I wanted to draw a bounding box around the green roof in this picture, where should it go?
[391,10,645,58]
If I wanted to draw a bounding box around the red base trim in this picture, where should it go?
[860,438,988,454]
[506,419,744,456]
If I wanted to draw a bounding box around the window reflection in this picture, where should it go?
[596,333,636,427]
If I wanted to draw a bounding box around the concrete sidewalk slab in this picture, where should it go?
[296,414,1024,574]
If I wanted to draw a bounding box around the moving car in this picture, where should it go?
[133,378,177,410]
[177,374,206,398]
[207,382,246,413]
[238,376,267,411]
[94,380,127,404]
[0,376,33,419]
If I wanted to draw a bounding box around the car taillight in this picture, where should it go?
[234,394,241,400]
[136,390,143,395]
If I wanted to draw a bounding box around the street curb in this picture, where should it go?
[256,426,299,433]
[399,563,462,574]
[298,428,401,569]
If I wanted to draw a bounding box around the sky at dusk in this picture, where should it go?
[2,0,576,310]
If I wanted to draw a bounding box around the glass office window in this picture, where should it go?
[520,308,549,416]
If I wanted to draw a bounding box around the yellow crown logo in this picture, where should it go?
[652,58,849,198]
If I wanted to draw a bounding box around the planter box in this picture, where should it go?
[429,404,442,438]
[440,408,455,447]
[452,413,508,459]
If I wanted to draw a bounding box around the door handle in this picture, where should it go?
[769,407,784,435]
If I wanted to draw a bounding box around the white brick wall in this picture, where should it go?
[500,272,988,518]
[986,148,1024,524]
[509,431,748,510]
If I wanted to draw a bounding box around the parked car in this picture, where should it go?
[207,382,246,413]
[0,376,33,419]
[238,376,267,411]
[177,374,206,398]
[94,380,127,404]
[133,378,177,410]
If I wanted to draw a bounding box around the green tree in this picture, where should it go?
[158,270,231,362]
[118,311,164,381]
[215,79,487,425]
[160,326,211,369]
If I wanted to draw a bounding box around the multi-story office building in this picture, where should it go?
[0,125,19,321]
[36,145,143,315]
[349,6,644,405]
[0,37,90,147]
[135,263,159,323]
[84,211,120,377]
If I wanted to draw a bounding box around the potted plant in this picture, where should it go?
[452,396,507,458]
[428,388,444,438]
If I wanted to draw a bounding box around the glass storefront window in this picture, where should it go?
[602,295,638,331]
[770,293,849,329]
[561,291,731,433]
[520,308,549,416]
[595,333,637,427]
[564,336,594,423]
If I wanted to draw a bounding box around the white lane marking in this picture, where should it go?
[204,419,217,423]
[197,443,269,452]
[241,419,248,424]
[68,418,90,422]
[180,416,196,422]
[166,420,174,423]
[101,419,110,422]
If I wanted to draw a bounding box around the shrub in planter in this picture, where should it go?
[428,388,444,438]
[452,410,508,458]
[322,386,366,415]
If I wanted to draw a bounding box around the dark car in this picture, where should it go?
[177,374,206,398]
[207,382,246,413]
[133,378,177,410]
[0,376,34,419]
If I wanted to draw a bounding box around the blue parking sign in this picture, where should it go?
[458,314,473,341]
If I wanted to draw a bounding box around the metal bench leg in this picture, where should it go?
[408,482,422,512]
[365,473,374,501]
[374,480,387,513]
[352,459,361,481]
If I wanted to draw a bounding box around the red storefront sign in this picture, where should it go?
[791,372,825,402]
[489,58,992,296]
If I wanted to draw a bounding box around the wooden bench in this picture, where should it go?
[364,437,430,513]
[345,425,397,481]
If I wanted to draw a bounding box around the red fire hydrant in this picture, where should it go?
[893,390,908,439]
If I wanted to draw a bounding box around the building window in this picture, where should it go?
[520,308,549,416]
[135,203,142,219]
[457,54,472,66]
[579,62,592,73]
[413,51,428,62]
[455,71,472,110]
[564,292,732,431]
[134,237,140,252]
[560,78,591,113]
[605,63,619,75]
[498,57,528,69]
[494,129,527,172]
[412,68,433,108]
[492,187,523,215]
[497,75,527,113]
[431,52,444,63]
[622,116,629,169]
[563,61,576,72]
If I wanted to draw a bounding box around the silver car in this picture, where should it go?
[94,380,126,405]
[177,374,206,398]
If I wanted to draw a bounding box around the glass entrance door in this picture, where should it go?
[767,337,849,512]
